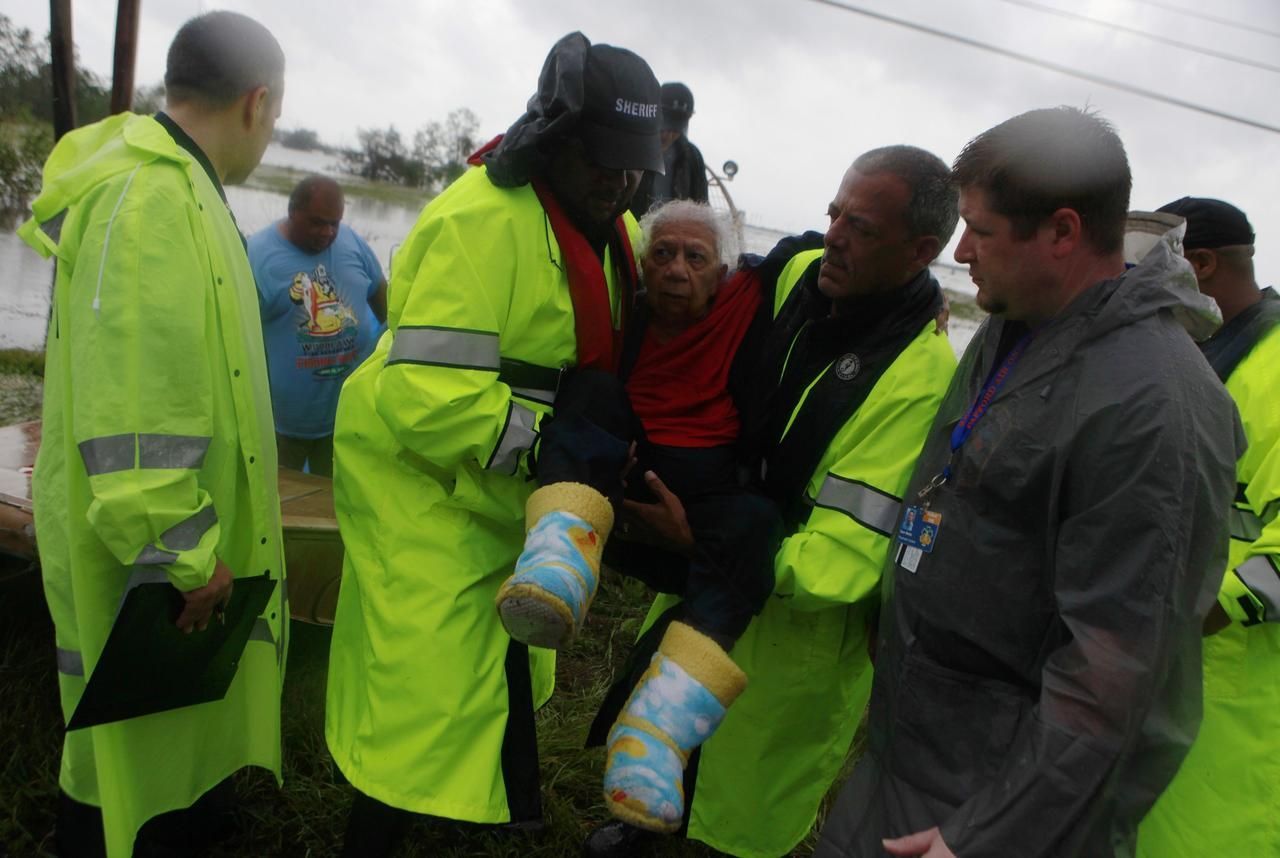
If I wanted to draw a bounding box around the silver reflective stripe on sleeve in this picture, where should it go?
[386,326,500,370]
[80,432,212,475]
[1230,506,1264,542]
[160,505,218,551]
[79,434,135,475]
[509,386,557,407]
[813,474,902,537]
[1236,555,1280,622]
[56,647,84,676]
[486,401,538,476]
[134,545,180,566]
[138,434,211,470]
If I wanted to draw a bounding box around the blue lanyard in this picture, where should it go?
[940,332,1034,483]
[916,330,1034,504]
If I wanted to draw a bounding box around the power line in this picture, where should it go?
[994,0,1280,74]
[803,0,1280,135]
[1126,0,1280,41]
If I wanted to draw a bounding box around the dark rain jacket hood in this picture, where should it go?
[481,31,589,187]
[816,241,1242,858]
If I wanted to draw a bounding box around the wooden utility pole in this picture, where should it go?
[49,0,77,140]
[110,0,141,114]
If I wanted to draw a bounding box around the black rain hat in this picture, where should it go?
[1156,197,1255,250]
[660,82,694,133]
[481,32,663,187]
[579,45,664,171]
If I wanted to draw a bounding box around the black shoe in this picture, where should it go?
[582,819,652,858]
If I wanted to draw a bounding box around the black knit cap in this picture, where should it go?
[1157,197,1255,249]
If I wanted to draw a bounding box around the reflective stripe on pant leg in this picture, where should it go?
[813,474,902,537]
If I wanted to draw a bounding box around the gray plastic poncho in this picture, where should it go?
[816,241,1243,858]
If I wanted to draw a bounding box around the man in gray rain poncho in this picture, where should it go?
[815,107,1241,858]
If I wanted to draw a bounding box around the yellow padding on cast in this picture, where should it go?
[525,482,614,537]
[659,622,747,706]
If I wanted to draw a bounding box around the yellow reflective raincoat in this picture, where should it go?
[18,112,286,858]
[1138,293,1280,856]
[326,165,638,823]
[642,248,956,857]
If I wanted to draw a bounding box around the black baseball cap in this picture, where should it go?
[660,82,695,133]
[1156,197,1255,250]
[578,44,664,172]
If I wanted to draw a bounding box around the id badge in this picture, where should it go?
[896,504,942,574]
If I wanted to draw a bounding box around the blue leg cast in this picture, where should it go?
[603,622,746,832]
[496,482,612,650]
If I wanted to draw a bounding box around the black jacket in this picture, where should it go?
[630,136,708,218]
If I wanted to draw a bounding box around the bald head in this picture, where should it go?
[284,176,344,254]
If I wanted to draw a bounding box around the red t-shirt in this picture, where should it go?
[625,270,762,447]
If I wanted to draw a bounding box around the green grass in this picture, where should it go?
[0,557,854,857]
[0,348,44,377]
[0,371,41,425]
[246,163,433,210]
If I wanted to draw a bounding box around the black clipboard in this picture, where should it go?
[68,574,277,730]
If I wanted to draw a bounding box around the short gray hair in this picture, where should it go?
[636,200,738,269]
[853,145,959,246]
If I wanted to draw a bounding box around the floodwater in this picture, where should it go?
[0,143,980,354]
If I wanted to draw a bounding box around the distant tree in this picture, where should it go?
[344,126,412,183]
[411,107,479,192]
[1,15,52,224]
[0,14,154,221]
[0,16,47,120]
[0,13,112,126]
[344,108,480,191]
[0,119,50,224]
[280,127,322,151]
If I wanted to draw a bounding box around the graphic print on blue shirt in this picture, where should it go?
[288,262,359,370]
[249,222,384,438]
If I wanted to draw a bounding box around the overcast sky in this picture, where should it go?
[5,0,1279,284]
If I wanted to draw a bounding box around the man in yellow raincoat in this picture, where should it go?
[1137,197,1280,857]
[324,32,662,856]
[18,12,287,857]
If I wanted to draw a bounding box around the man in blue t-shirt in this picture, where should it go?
[248,175,387,475]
